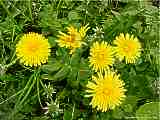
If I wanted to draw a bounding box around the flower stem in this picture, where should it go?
[5,58,18,68]
[0,89,23,105]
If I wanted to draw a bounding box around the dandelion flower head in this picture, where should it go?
[114,33,141,63]
[89,41,114,72]
[57,25,89,54]
[86,71,126,112]
[16,32,51,67]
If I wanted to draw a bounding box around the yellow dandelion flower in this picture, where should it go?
[57,25,89,54]
[16,32,51,67]
[114,33,141,63]
[57,26,82,54]
[86,71,126,112]
[89,41,114,72]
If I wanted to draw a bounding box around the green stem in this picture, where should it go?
[28,0,33,22]
[40,79,47,93]
[5,58,18,68]
[10,50,16,62]
[11,25,15,43]
[0,89,23,105]
[37,77,43,107]
[24,90,43,106]
[71,103,75,120]
[16,73,34,105]
[57,0,62,9]
[0,34,6,64]
[0,0,11,16]
[0,0,17,25]
[12,69,40,117]
[10,90,43,120]
[19,69,40,106]
[18,74,36,107]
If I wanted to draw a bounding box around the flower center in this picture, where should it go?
[97,87,111,96]
[67,34,75,43]
[96,50,105,61]
[28,42,39,52]
[123,44,133,53]
[102,88,111,96]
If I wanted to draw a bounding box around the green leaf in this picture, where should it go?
[48,36,57,47]
[63,109,72,120]
[68,11,81,21]
[70,49,81,67]
[135,62,149,72]
[123,96,139,108]
[112,96,138,119]
[41,62,62,73]
[78,59,90,86]
[49,66,70,81]
[0,74,17,81]
[32,116,49,120]
[123,104,133,113]
[98,112,112,120]
[129,67,136,76]
[112,107,125,119]
[136,102,160,120]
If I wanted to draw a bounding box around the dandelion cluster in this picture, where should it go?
[87,33,141,111]
[15,26,142,112]
[89,33,142,72]
[2,1,156,119]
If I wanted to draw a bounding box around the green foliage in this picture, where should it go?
[0,0,159,120]
[136,102,160,120]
